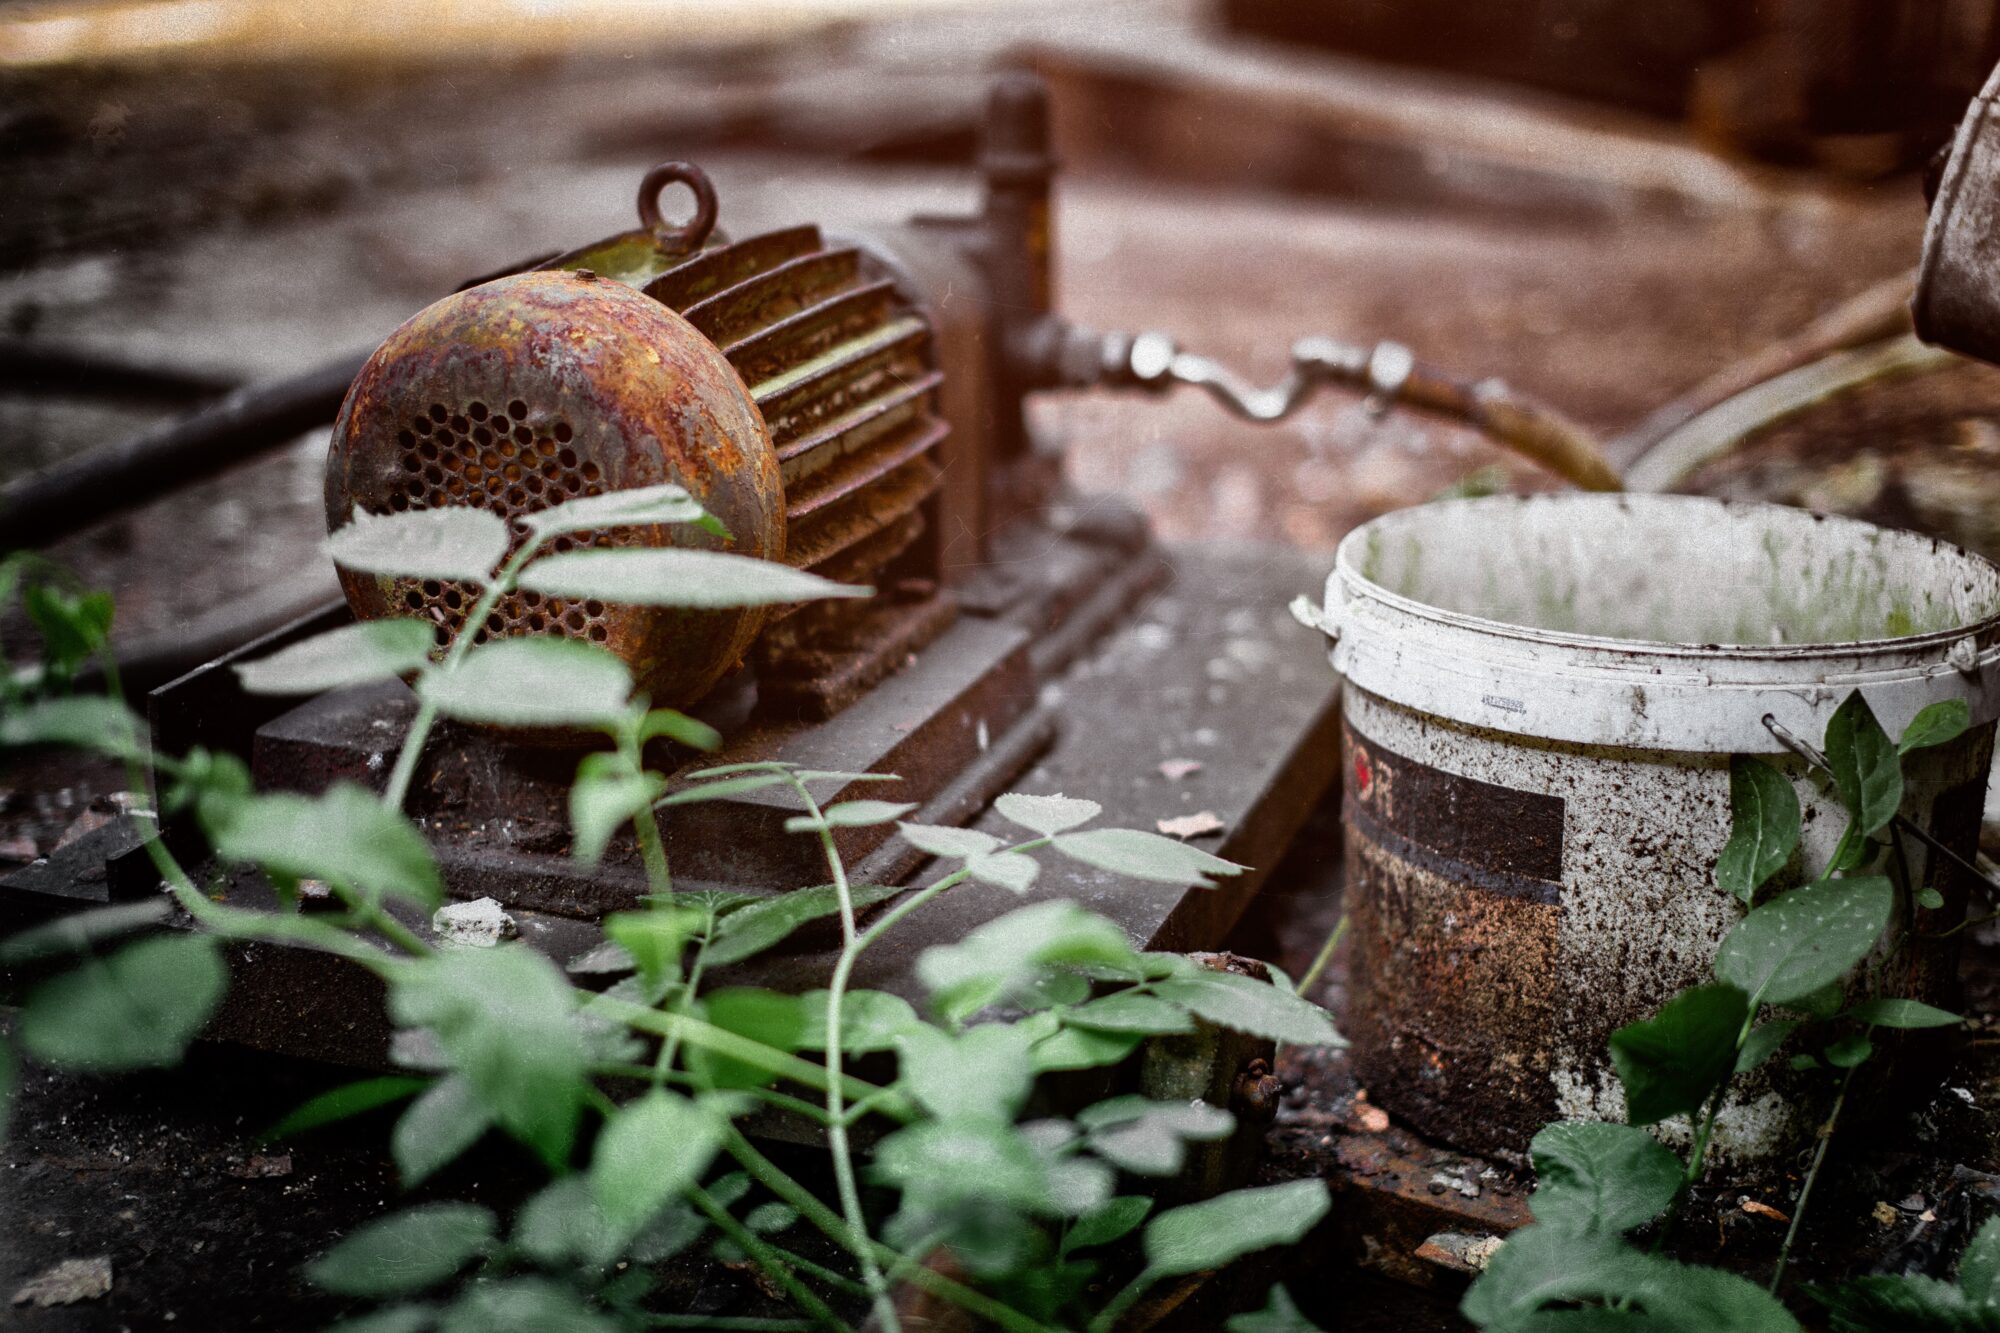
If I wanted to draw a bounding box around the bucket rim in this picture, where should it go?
[1331,492,2000,661]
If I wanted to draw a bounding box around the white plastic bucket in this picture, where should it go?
[1298,494,2000,1165]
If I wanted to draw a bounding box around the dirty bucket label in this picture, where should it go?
[1342,722,1564,904]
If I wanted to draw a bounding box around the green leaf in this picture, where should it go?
[393,1075,492,1187]
[326,508,509,584]
[329,1307,436,1333]
[1150,970,1341,1046]
[518,548,870,609]
[307,1202,496,1297]
[657,771,794,806]
[1466,1225,1801,1330]
[1228,1286,1324,1333]
[436,1276,619,1333]
[1959,1217,2000,1305]
[872,1119,1067,1217]
[1079,1095,1234,1176]
[569,756,666,866]
[1063,1196,1153,1256]
[0,694,147,760]
[968,852,1039,894]
[690,988,807,1090]
[1827,693,1904,837]
[591,1090,724,1247]
[389,946,588,1167]
[522,483,720,539]
[1031,1023,1145,1072]
[0,900,169,966]
[1716,757,1800,903]
[703,881,902,968]
[420,637,632,729]
[235,619,436,695]
[602,907,699,996]
[1921,886,1947,910]
[1901,700,1973,755]
[211,783,442,910]
[1714,876,1892,1006]
[1142,1181,1330,1277]
[916,900,1139,1024]
[18,934,227,1071]
[1068,990,1198,1035]
[782,799,917,834]
[514,1177,622,1269]
[1053,827,1246,887]
[1527,1121,1683,1235]
[900,822,1003,859]
[1826,1034,1874,1068]
[1607,983,1749,1126]
[637,707,720,751]
[795,988,921,1053]
[25,584,113,679]
[994,792,1102,836]
[267,1075,426,1141]
[1846,998,1962,1029]
[1810,1273,1997,1333]
[895,1023,1036,1121]
[1735,1020,1800,1074]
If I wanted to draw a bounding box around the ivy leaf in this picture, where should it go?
[235,619,436,695]
[1078,1096,1234,1176]
[306,1202,496,1297]
[1465,1225,1800,1330]
[1607,983,1749,1126]
[1067,991,1198,1035]
[688,988,807,1090]
[1826,693,1904,837]
[1716,757,1800,903]
[266,1075,427,1142]
[518,548,869,609]
[389,947,589,1168]
[916,900,1139,1024]
[994,792,1102,836]
[1826,1034,1874,1069]
[1142,1181,1330,1277]
[1063,1196,1153,1256]
[702,882,902,968]
[1150,970,1341,1047]
[900,823,1002,860]
[1959,1217,2000,1305]
[895,1023,1036,1122]
[782,800,918,834]
[515,1177,623,1269]
[1527,1121,1683,1235]
[393,1075,492,1187]
[1714,877,1892,1006]
[1845,998,1962,1029]
[968,852,1039,894]
[18,934,227,1071]
[522,483,722,540]
[591,1091,725,1248]
[211,783,442,909]
[0,695,147,761]
[795,989,921,1054]
[1031,1023,1145,1073]
[1900,700,1973,756]
[569,755,666,866]
[326,508,508,584]
[602,907,700,998]
[1809,1274,1996,1332]
[419,638,632,729]
[1054,827,1246,887]
[1736,1020,1801,1074]
[1228,1286,1323,1333]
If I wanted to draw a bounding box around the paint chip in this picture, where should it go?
[1157,811,1224,840]
[432,896,517,948]
[1159,759,1203,780]
[13,1257,111,1307]
[1872,1201,1900,1225]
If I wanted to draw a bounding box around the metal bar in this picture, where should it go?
[0,339,238,404]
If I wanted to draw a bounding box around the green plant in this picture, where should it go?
[1459,692,1981,1330]
[0,493,1344,1332]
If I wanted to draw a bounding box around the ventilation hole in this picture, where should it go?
[389,494,409,511]
[404,589,424,610]
[469,401,488,421]
[536,439,557,459]
[472,425,492,447]
[580,461,602,482]
[563,609,587,631]
[450,414,468,432]
[554,421,573,443]
[443,589,463,610]
[445,476,467,498]
[509,425,529,446]
[423,463,444,483]
[507,487,527,506]
[414,416,433,435]
[432,624,450,647]
[405,482,425,501]
[429,404,447,423]
[464,466,484,485]
[587,623,608,642]
[548,598,566,614]
[498,437,518,459]
[422,580,442,596]
[563,475,583,495]
[418,439,439,461]
[558,447,578,468]
[523,476,545,495]
[505,399,525,420]
[473,629,489,645]
[396,428,416,448]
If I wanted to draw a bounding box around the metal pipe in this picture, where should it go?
[0,339,238,404]
[0,350,365,552]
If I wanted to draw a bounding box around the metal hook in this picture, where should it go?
[637,161,719,254]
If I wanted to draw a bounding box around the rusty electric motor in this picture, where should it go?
[325,163,948,708]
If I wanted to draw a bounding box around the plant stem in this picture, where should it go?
[1088,1267,1157,1333]
[689,1185,849,1331]
[1770,1048,1863,1292]
[1296,912,1349,997]
[646,1318,815,1331]
[789,776,898,1333]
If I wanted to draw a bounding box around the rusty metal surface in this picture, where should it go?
[326,268,785,708]
[1916,60,2000,367]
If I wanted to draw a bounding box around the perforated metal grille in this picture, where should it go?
[387,397,623,649]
